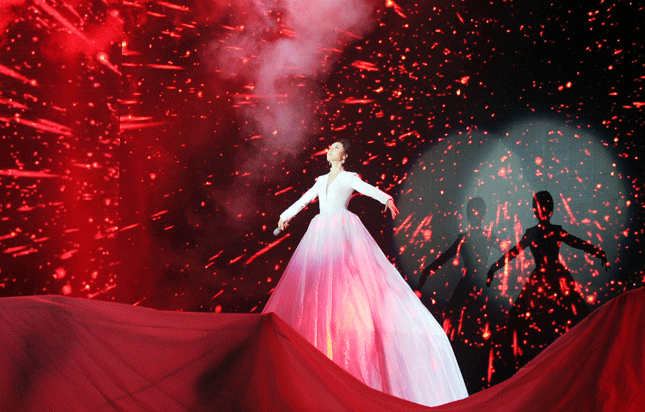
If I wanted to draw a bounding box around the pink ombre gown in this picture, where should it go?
[263,171,468,407]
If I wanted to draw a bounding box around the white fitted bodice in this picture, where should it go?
[280,171,392,222]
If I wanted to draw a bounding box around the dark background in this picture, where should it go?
[1,0,643,319]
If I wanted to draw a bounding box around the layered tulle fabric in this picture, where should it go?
[263,210,468,407]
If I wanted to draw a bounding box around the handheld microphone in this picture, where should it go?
[273,227,282,236]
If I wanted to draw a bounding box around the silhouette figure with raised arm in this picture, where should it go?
[486,190,608,384]
[418,197,507,392]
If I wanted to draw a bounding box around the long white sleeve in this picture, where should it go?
[280,178,323,222]
[349,173,392,205]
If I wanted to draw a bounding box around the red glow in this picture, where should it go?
[0,63,37,85]
[340,97,375,104]
[385,0,407,18]
[352,60,379,71]
[245,234,291,265]
[156,1,191,12]
[0,0,640,331]
[559,194,577,224]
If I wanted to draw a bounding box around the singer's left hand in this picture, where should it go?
[384,199,399,219]
[278,219,288,231]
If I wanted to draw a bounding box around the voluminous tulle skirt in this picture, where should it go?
[263,210,468,407]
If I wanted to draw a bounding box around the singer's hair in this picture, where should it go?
[337,139,351,157]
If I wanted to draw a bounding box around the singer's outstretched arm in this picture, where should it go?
[277,177,323,232]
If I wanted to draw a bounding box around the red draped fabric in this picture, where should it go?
[1,288,644,412]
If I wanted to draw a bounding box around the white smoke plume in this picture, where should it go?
[210,0,377,151]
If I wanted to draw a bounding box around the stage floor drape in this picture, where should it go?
[1,288,644,412]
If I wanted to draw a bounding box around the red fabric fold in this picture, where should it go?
[1,288,643,412]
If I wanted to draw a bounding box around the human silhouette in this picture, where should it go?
[418,197,507,392]
[486,191,608,384]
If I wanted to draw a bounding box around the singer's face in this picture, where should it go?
[326,142,346,162]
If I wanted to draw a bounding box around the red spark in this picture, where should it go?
[60,250,78,260]
[156,1,191,12]
[245,234,291,265]
[120,121,166,130]
[280,28,297,38]
[123,1,144,8]
[12,248,37,257]
[229,255,244,264]
[3,246,28,254]
[222,25,244,32]
[33,0,121,74]
[0,63,37,85]
[96,52,122,75]
[394,213,414,236]
[410,214,433,244]
[352,60,380,71]
[385,0,407,18]
[118,223,141,232]
[487,348,494,384]
[334,29,362,40]
[0,169,61,178]
[87,284,117,299]
[274,186,294,196]
[150,210,169,218]
[340,97,375,104]
[482,323,491,340]
[209,251,224,262]
[0,97,28,109]
[235,93,288,100]
[512,329,519,357]
[0,116,72,136]
[559,193,577,224]
[398,130,419,140]
[457,76,470,85]
[147,64,185,70]
[0,233,16,241]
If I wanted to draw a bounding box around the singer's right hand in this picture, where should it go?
[278,219,288,231]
